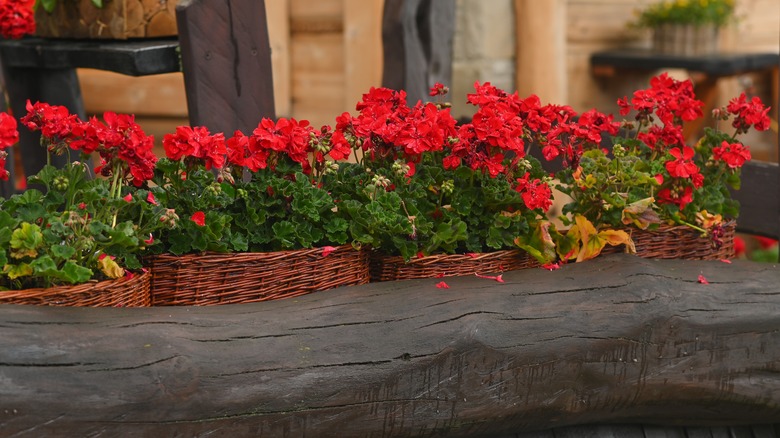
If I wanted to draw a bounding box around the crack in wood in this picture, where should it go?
[417,311,503,329]
[215,359,395,377]
[289,317,419,331]
[85,355,182,372]
[190,334,295,343]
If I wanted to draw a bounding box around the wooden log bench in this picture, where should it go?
[1,255,779,436]
[1,1,780,437]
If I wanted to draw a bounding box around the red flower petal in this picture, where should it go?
[541,262,560,271]
[417,252,425,259]
[435,273,445,278]
[321,246,337,257]
[474,273,505,282]
[123,193,132,202]
[436,281,450,289]
[144,234,154,245]
[720,259,732,264]
[466,253,479,258]
[146,192,158,205]
[697,274,709,284]
[191,211,206,227]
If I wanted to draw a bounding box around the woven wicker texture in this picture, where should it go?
[370,249,538,282]
[148,246,370,306]
[0,271,151,307]
[602,222,735,260]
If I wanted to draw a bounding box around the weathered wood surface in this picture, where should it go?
[0,37,180,76]
[0,255,779,437]
[382,0,456,105]
[176,0,276,135]
[732,160,780,239]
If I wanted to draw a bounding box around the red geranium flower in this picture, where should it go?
[0,0,36,39]
[665,146,699,179]
[191,211,206,227]
[713,141,751,169]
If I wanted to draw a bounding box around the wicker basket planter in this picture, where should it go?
[369,249,537,282]
[652,23,719,56]
[34,0,178,39]
[147,246,370,306]
[0,271,152,307]
[602,221,735,260]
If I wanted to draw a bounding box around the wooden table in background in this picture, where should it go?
[590,49,779,141]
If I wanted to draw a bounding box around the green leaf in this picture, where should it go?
[40,0,58,13]
[30,256,60,278]
[91,0,104,8]
[50,245,76,262]
[10,223,44,259]
[61,261,93,284]
[4,263,33,280]
[272,221,298,248]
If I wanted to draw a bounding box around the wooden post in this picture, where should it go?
[176,0,276,134]
[266,0,292,117]
[514,0,567,104]
[344,0,384,110]
[381,0,456,105]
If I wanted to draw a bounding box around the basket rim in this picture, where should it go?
[370,249,525,265]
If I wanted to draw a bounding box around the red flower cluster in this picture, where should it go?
[713,141,751,169]
[0,111,19,181]
[726,93,771,134]
[0,0,35,40]
[334,83,556,212]
[333,86,457,167]
[163,117,329,176]
[618,72,703,152]
[21,101,157,187]
[542,107,620,168]
[163,126,226,170]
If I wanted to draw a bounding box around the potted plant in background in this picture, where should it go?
[146,118,369,306]
[0,101,170,306]
[326,83,558,281]
[634,0,735,56]
[545,73,770,262]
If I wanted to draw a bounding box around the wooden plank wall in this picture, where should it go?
[77,0,383,140]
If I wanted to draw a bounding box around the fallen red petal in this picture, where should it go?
[541,262,560,271]
[720,259,732,264]
[474,273,504,283]
[321,246,337,257]
[435,273,445,278]
[436,281,450,289]
[698,274,709,284]
[466,253,479,259]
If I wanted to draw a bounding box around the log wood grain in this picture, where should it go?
[1,254,779,437]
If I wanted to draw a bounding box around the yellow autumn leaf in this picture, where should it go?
[621,197,661,230]
[695,210,723,229]
[515,220,558,264]
[98,255,125,279]
[571,215,636,262]
[599,229,636,254]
